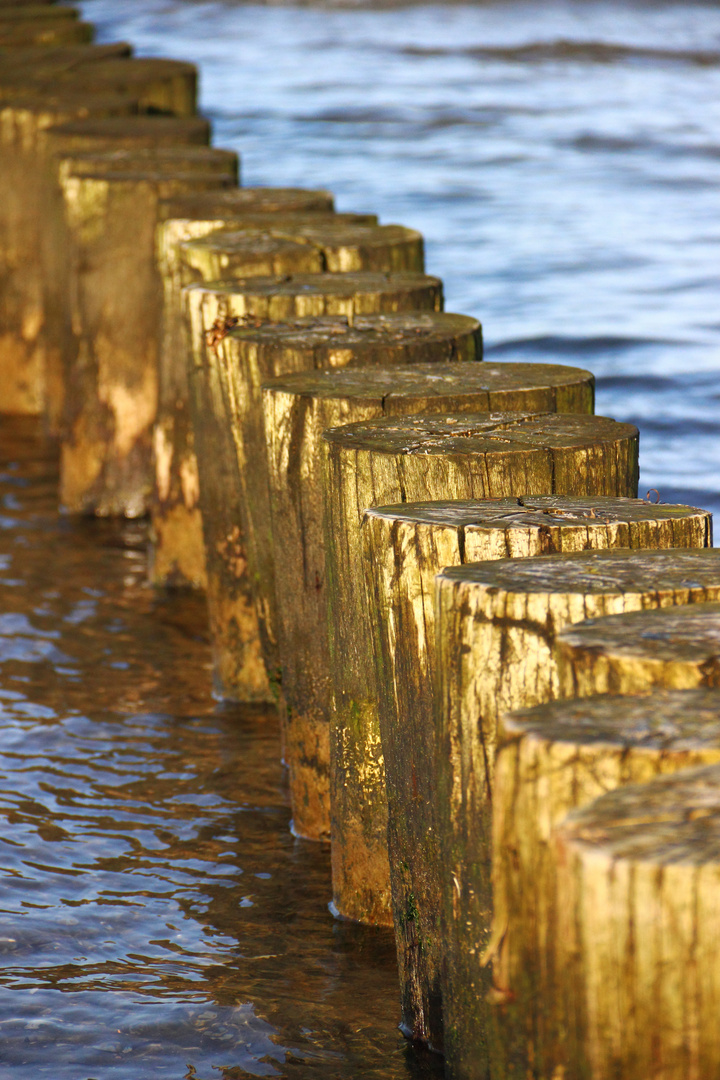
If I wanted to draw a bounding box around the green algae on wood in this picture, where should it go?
[362,495,711,1052]
[434,546,720,1080]
[322,412,638,929]
[182,273,444,704]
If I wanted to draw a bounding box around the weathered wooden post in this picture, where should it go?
[556,599,720,696]
[0,93,137,415]
[322,413,638,929]
[434,546,720,1079]
[492,682,720,1080]
[39,117,213,432]
[57,148,237,517]
[554,755,720,1080]
[362,497,710,1052]
[0,6,93,46]
[150,191,340,589]
[262,364,590,846]
[0,56,197,118]
[182,272,444,702]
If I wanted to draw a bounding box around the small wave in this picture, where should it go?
[485,334,680,359]
[401,39,720,67]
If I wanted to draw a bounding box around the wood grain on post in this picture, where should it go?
[557,599,720,697]
[264,362,583,843]
[434,545,720,1080]
[362,496,710,1052]
[554,756,720,1080]
[0,43,130,69]
[40,116,212,434]
[492,686,720,1080]
[182,273,444,703]
[322,412,638,928]
[150,194,339,589]
[58,153,237,517]
[262,349,495,841]
[0,93,137,416]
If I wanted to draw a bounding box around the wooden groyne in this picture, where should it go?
[1,9,718,1079]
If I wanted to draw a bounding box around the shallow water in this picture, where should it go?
[0,418,436,1077]
[3,1,720,1076]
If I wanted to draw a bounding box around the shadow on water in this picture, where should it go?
[0,418,442,1079]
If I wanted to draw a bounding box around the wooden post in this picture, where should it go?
[183,273,444,703]
[434,546,720,1079]
[58,152,237,517]
[0,7,93,46]
[492,685,720,1080]
[183,221,425,275]
[151,193,340,590]
[39,116,212,434]
[0,56,197,118]
[557,599,720,697]
[322,413,638,929]
[553,756,720,1080]
[265,348,511,841]
[0,93,137,416]
[264,364,588,845]
[362,496,711,1052]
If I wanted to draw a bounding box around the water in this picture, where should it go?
[81,0,720,515]
[2,1,720,1076]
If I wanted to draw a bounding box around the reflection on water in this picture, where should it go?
[0,420,438,1077]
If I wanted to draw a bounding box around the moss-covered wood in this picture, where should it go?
[54,57,197,116]
[362,496,710,1052]
[492,688,720,1080]
[557,599,720,698]
[58,159,236,517]
[152,204,381,590]
[0,93,137,416]
[434,546,720,1080]
[554,757,720,1080]
[40,117,212,434]
[322,413,638,928]
[0,6,92,46]
[182,274,444,702]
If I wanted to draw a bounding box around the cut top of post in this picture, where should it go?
[557,601,720,666]
[159,188,336,219]
[558,758,720,865]
[365,494,711,540]
[46,115,211,149]
[503,686,720,753]
[322,411,632,453]
[188,221,424,273]
[183,271,444,311]
[0,5,76,22]
[226,312,481,363]
[264,361,592,406]
[0,43,130,69]
[56,145,238,180]
[438,546,720,598]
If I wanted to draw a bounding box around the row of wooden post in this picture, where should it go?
[2,6,720,1078]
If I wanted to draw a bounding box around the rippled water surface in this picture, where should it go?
[82,0,720,513]
[4,1,720,1076]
